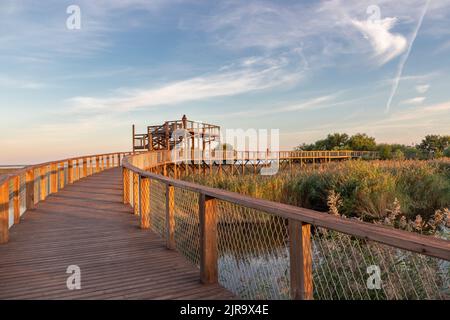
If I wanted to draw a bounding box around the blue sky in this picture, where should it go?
[1,0,450,164]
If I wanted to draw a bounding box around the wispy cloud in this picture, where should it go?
[0,75,45,89]
[415,84,430,94]
[67,54,305,113]
[401,96,426,105]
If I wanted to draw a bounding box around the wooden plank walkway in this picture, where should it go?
[0,168,235,300]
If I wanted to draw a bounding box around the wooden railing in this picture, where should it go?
[1,148,446,299]
[0,152,132,244]
[170,149,379,162]
[122,150,449,300]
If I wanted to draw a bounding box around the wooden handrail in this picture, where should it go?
[0,151,132,186]
[0,151,133,244]
[122,151,449,261]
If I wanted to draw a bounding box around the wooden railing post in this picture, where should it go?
[50,163,57,193]
[123,168,130,204]
[0,182,9,244]
[95,156,100,173]
[83,158,87,178]
[133,173,139,215]
[75,159,80,181]
[25,170,35,211]
[140,177,150,229]
[13,176,20,224]
[289,220,313,300]
[59,163,65,189]
[199,193,218,284]
[40,166,47,201]
[68,160,73,184]
[87,158,91,176]
[107,155,110,169]
[165,184,175,249]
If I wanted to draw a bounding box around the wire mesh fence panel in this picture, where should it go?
[129,172,134,209]
[149,179,166,239]
[46,166,50,196]
[33,168,39,205]
[310,227,449,300]
[173,187,200,267]
[216,200,290,300]
[19,173,26,216]
[8,180,13,228]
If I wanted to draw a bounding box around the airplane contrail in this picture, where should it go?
[385,0,431,113]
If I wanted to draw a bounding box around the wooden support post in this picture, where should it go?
[133,173,139,215]
[0,182,9,244]
[191,135,195,163]
[95,156,100,173]
[59,163,64,189]
[199,193,218,284]
[165,123,170,151]
[75,159,80,181]
[68,160,73,184]
[40,166,47,201]
[289,220,313,300]
[25,170,35,211]
[50,163,57,193]
[140,177,150,229]
[83,158,87,178]
[107,155,110,169]
[165,184,175,249]
[132,124,136,153]
[89,158,93,175]
[13,176,20,224]
[147,126,152,151]
[123,168,130,204]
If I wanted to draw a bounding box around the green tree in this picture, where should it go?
[377,144,392,159]
[418,135,450,155]
[348,133,377,151]
[403,146,420,159]
[295,133,349,151]
[323,133,350,150]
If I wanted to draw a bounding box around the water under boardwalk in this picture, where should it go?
[0,167,235,299]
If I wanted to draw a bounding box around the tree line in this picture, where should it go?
[295,133,450,159]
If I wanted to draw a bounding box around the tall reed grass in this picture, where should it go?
[184,158,450,236]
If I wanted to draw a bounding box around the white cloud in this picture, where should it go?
[0,75,45,89]
[401,96,426,105]
[415,84,430,94]
[202,0,450,69]
[351,18,407,65]
[67,54,304,113]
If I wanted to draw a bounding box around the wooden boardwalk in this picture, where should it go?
[0,168,234,300]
